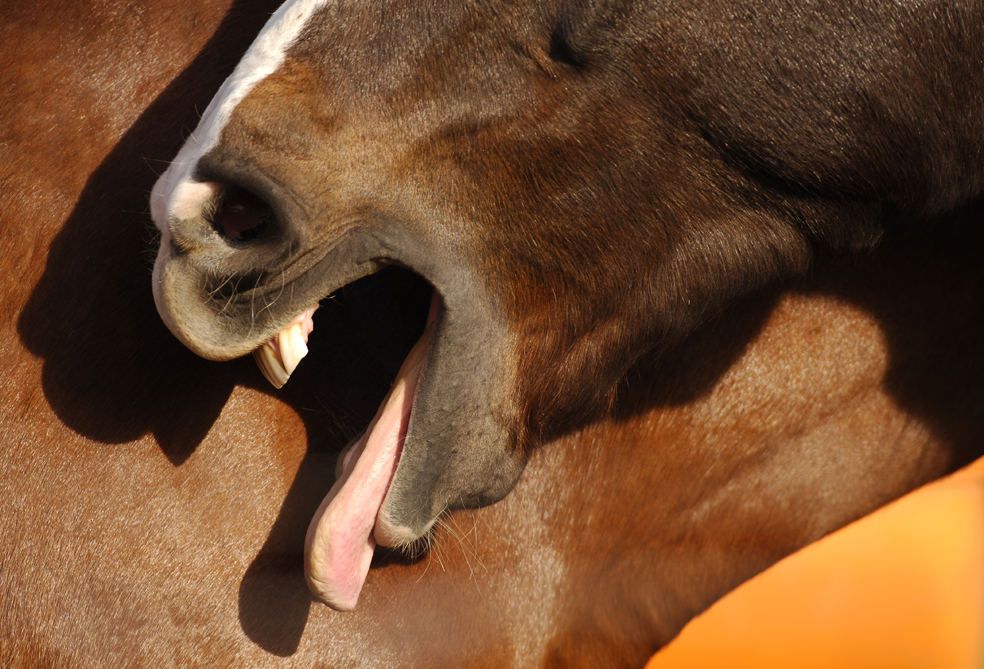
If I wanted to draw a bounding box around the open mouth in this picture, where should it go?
[153,172,528,612]
[253,290,439,610]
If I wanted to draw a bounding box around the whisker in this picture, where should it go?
[218,274,245,315]
[207,275,234,299]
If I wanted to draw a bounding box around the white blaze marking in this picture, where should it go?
[150,0,329,232]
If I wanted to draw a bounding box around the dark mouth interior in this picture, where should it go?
[287,266,432,442]
[290,267,435,562]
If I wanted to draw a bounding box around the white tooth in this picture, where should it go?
[253,340,289,389]
[279,322,309,377]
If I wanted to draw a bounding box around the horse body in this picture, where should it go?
[2,0,983,666]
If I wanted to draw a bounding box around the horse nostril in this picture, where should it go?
[208,186,275,242]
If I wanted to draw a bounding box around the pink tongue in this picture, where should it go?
[304,314,434,610]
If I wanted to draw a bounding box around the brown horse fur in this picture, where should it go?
[2,0,983,666]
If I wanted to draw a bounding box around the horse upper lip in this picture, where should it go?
[152,221,388,362]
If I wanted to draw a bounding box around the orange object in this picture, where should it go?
[649,460,984,669]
